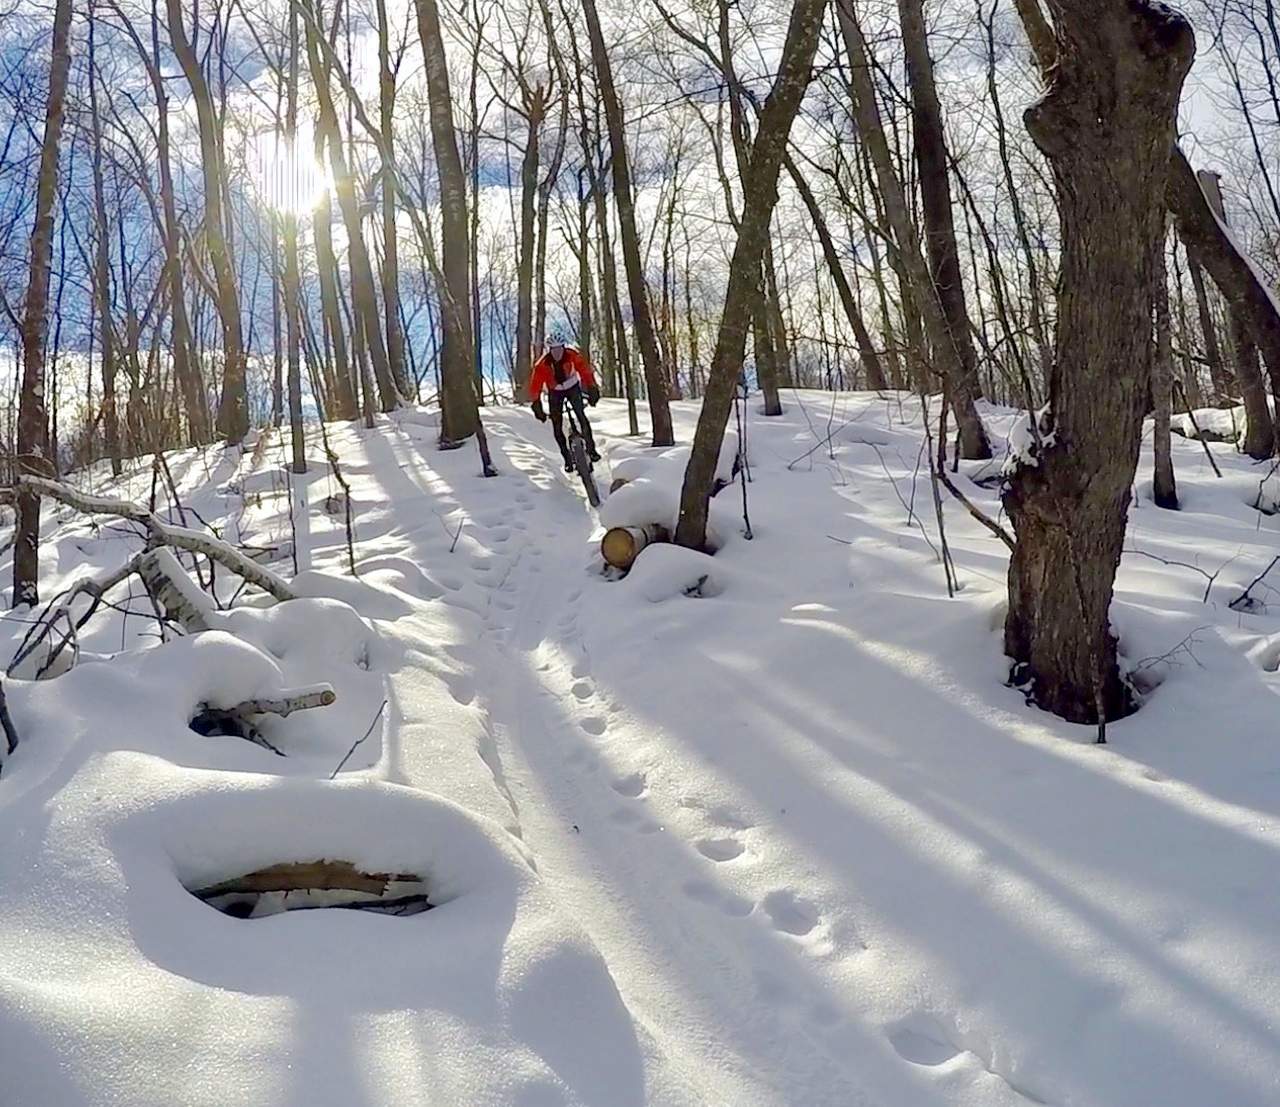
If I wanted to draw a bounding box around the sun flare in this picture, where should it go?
[251,128,328,215]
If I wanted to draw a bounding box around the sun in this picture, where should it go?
[252,127,329,215]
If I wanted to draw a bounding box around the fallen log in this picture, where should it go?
[138,548,213,631]
[190,684,336,755]
[191,859,416,899]
[601,524,668,570]
[190,859,432,918]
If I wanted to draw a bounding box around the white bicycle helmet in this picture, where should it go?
[545,329,568,349]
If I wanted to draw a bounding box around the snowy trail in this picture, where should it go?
[437,416,954,1106]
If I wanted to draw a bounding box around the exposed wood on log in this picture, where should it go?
[191,859,420,900]
[602,524,668,570]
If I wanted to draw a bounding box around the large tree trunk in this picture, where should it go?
[1004,0,1193,725]
[898,0,988,447]
[165,0,248,443]
[835,0,990,458]
[14,0,74,607]
[674,0,826,549]
[581,0,674,446]
[415,0,480,442]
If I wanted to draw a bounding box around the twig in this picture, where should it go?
[1230,555,1280,612]
[330,699,387,779]
[1123,547,1237,603]
[936,467,1016,550]
[1130,627,1210,676]
[1173,379,1222,478]
[436,511,466,553]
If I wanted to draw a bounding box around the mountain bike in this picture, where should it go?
[564,404,601,508]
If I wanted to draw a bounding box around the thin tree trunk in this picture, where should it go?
[376,0,410,398]
[303,2,399,414]
[14,0,74,607]
[836,0,990,457]
[313,188,356,418]
[1153,240,1178,508]
[785,154,887,389]
[286,0,306,475]
[900,0,988,441]
[1186,249,1232,403]
[581,0,674,445]
[515,101,542,392]
[165,0,248,442]
[674,0,826,548]
[88,7,121,475]
[415,0,480,442]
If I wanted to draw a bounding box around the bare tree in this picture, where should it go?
[581,0,674,446]
[1004,0,1194,727]
[165,0,249,442]
[675,0,827,549]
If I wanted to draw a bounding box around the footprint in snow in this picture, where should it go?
[571,680,593,701]
[579,715,608,736]
[610,772,646,798]
[695,837,745,863]
[886,1017,961,1067]
[445,673,477,707]
[762,889,819,936]
[571,655,591,679]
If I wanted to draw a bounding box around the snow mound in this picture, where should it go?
[624,544,724,602]
[600,432,740,543]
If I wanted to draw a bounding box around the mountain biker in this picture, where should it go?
[529,330,601,472]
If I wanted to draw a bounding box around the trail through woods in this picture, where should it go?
[3,395,1280,1105]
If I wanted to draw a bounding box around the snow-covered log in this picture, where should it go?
[601,524,668,570]
[14,476,296,602]
[224,685,337,718]
[190,683,337,755]
[137,548,213,632]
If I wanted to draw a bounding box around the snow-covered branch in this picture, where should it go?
[14,475,296,602]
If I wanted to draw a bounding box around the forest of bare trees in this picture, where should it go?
[2,0,1280,727]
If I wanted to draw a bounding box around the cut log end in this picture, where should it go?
[601,524,669,571]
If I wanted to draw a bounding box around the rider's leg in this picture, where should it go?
[548,391,572,467]
[570,387,600,460]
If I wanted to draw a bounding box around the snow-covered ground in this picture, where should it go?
[2,390,1279,1106]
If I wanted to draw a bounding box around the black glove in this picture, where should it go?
[586,385,600,407]
[532,399,547,423]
